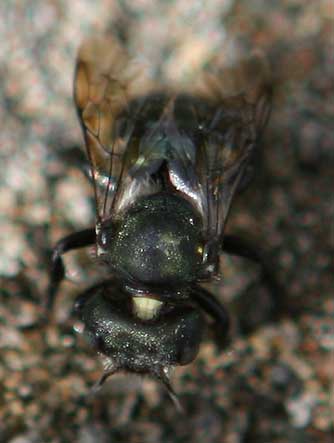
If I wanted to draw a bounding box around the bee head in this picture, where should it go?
[74,280,204,395]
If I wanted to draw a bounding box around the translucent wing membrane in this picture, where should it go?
[74,36,154,221]
[195,53,272,240]
[74,36,271,242]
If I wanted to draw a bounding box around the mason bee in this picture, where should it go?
[48,36,276,404]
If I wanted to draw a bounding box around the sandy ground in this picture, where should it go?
[0,1,333,442]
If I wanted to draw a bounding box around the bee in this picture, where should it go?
[48,36,276,404]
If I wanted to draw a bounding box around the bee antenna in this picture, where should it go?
[91,365,119,394]
[155,367,184,413]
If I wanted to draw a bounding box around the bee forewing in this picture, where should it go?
[73,35,272,237]
[73,36,154,220]
[190,52,272,239]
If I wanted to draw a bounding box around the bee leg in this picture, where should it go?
[190,285,230,349]
[222,234,286,317]
[47,228,96,313]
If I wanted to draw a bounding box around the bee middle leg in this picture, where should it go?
[47,227,96,313]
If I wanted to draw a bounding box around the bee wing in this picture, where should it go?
[74,36,151,222]
[196,53,272,240]
[74,37,271,241]
[153,54,272,242]
[115,53,272,242]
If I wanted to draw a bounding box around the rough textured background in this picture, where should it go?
[0,1,333,442]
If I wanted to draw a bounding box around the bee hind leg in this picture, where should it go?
[222,234,287,320]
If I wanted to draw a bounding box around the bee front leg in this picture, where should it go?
[190,285,230,349]
[47,228,96,312]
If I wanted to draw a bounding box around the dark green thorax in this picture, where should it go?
[106,193,204,286]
